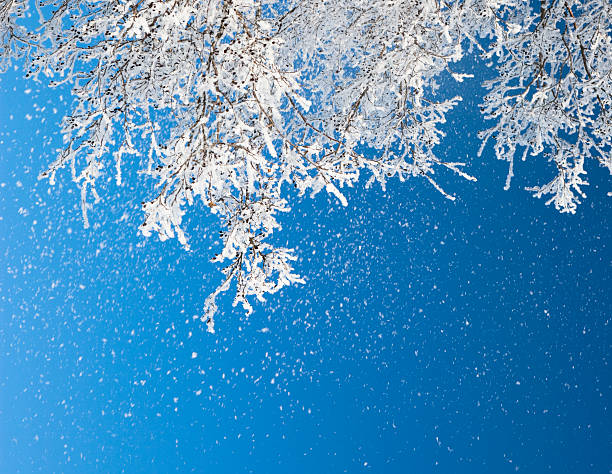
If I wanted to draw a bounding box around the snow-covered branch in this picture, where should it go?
[2,0,610,324]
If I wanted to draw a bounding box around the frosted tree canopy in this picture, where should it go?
[2,0,610,328]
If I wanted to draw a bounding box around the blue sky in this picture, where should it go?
[1,53,611,473]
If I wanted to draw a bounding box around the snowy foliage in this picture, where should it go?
[1,0,610,324]
[479,0,612,213]
[0,0,31,72]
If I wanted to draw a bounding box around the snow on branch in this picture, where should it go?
[3,0,610,325]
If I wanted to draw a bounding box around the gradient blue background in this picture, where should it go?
[1,54,611,473]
